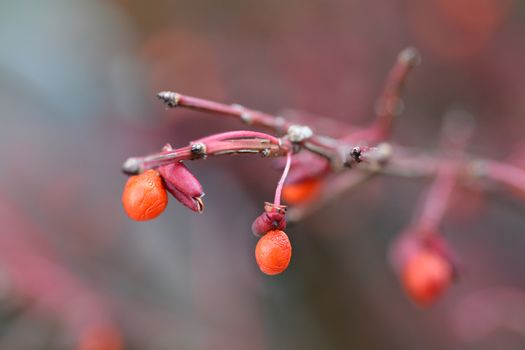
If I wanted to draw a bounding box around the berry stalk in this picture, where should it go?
[274,151,292,207]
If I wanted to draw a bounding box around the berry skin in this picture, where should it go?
[402,250,452,306]
[255,230,292,275]
[282,178,322,205]
[122,169,168,221]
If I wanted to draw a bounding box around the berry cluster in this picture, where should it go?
[122,144,204,220]
[122,142,295,275]
[121,48,525,306]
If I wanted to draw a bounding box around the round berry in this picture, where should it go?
[255,230,292,275]
[77,324,123,350]
[122,169,168,221]
[402,250,452,306]
[282,178,322,205]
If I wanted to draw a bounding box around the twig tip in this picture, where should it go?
[157,91,180,108]
[122,157,142,175]
[398,47,421,67]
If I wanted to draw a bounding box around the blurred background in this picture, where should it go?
[1,0,525,349]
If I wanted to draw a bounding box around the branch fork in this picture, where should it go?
[122,47,525,285]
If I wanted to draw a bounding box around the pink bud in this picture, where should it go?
[251,203,287,236]
[159,161,204,213]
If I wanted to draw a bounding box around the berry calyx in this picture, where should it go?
[251,203,287,237]
[255,230,292,275]
[122,169,168,221]
[282,177,322,205]
[402,250,452,306]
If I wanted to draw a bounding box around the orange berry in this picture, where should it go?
[282,178,322,205]
[255,230,292,275]
[122,169,168,221]
[77,325,123,350]
[402,250,452,306]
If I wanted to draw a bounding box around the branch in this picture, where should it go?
[122,131,292,175]
[157,91,290,133]
[157,91,348,165]
[373,47,421,139]
[471,160,525,196]
[287,143,392,222]
[409,112,474,233]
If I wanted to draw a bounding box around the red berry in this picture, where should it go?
[122,169,168,221]
[77,324,123,350]
[402,250,452,306]
[282,178,322,205]
[255,230,292,275]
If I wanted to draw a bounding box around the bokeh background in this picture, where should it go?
[1,0,525,349]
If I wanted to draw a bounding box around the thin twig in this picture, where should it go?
[157,91,290,133]
[122,136,291,175]
[413,112,474,233]
[472,160,525,195]
[373,47,421,139]
[157,91,346,165]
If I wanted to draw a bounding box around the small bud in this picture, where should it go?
[121,157,142,175]
[158,161,204,213]
[287,124,313,143]
[398,47,421,67]
[190,142,207,159]
[157,91,180,108]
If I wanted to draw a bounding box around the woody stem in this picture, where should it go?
[417,161,458,233]
[122,133,291,175]
[373,47,420,140]
[157,91,291,133]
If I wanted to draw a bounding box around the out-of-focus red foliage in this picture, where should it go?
[141,28,225,99]
[0,197,122,350]
[409,0,513,61]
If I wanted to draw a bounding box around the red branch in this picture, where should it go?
[122,47,525,222]
[373,47,421,139]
